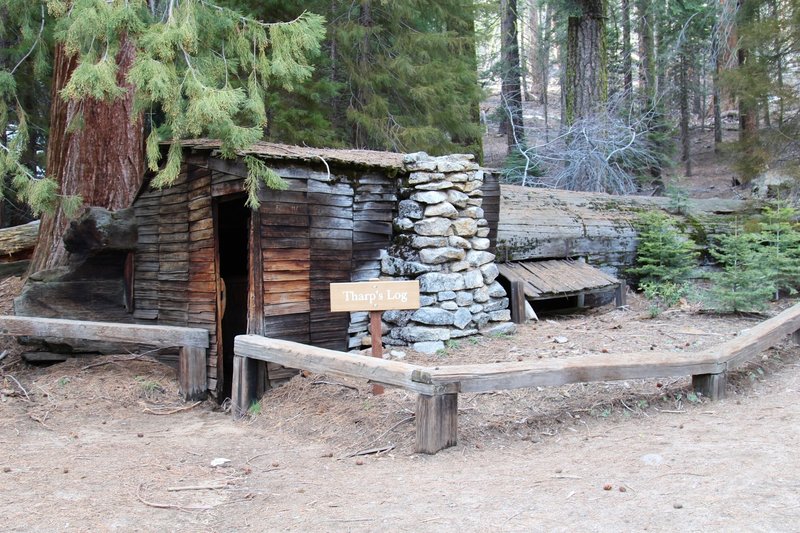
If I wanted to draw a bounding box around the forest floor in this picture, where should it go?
[3,117,800,530]
[2,273,800,531]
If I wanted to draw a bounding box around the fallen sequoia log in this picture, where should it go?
[13,208,143,361]
[495,185,758,274]
[0,220,40,277]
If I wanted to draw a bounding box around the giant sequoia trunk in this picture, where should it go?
[28,35,145,274]
[565,0,606,123]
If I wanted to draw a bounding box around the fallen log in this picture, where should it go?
[0,220,39,259]
[495,185,758,274]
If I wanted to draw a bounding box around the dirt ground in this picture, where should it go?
[3,273,800,532]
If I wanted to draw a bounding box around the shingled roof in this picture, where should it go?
[181,139,407,171]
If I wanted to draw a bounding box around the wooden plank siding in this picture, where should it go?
[133,150,403,394]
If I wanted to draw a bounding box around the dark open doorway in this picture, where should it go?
[216,196,250,400]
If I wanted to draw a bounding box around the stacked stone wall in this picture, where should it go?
[377,152,514,353]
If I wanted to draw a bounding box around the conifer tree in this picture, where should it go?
[756,204,800,298]
[1,0,325,270]
[630,210,698,291]
[242,0,484,157]
[707,223,774,313]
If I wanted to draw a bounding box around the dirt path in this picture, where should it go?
[3,297,800,531]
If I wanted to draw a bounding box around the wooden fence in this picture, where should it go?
[0,316,209,400]
[233,303,800,454]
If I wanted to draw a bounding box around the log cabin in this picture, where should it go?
[129,141,501,398]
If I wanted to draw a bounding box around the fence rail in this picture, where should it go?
[234,303,800,454]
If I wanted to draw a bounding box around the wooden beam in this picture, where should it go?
[714,303,800,370]
[510,281,526,324]
[0,316,209,348]
[416,352,727,394]
[692,372,727,400]
[179,346,208,401]
[233,335,453,395]
[415,393,458,454]
[231,355,259,419]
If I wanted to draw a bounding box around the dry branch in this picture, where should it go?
[136,483,214,511]
[143,402,201,415]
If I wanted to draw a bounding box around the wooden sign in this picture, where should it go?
[330,280,420,312]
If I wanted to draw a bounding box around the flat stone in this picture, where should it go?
[452,218,478,237]
[391,326,451,342]
[469,189,484,197]
[469,304,484,314]
[447,190,470,208]
[419,272,465,293]
[381,256,433,276]
[393,217,415,231]
[476,227,490,238]
[473,286,490,303]
[466,198,482,207]
[412,341,445,354]
[411,307,455,326]
[411,190,448,204]
[438,291,457,301]
[448,236,472,249]
[419,295,436,306]
[484,298,509,312]
[449,260,470,272]
[441,301,458,311]
[398,199,424,220]
[462,206,484,219]
[424,202,458,218]
[411,236,448,249]
[480,262,499,284]
[383,310,413,326]
[461,180,482,193]
[456,291,474,306]
[408,171,444,185]
[489,309,511,322]
[419,247,465,265]
[453,308,472,329]
[403,151,430,164]
[472,237,491,251]
[480,322,517,336]
[473,312,490,329]
[414,218,452,236]
[448,172,470,183]
[417,180,454,191]
[463,269,484,289]
[487,281,507,298]
[450,328,478,339]
[466,250,495,267]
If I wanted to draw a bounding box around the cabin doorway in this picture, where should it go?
[215,196,251,400]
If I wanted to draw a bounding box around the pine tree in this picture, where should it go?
[707,223,775,313]
[629,211,698,313]
[756,204,800,298]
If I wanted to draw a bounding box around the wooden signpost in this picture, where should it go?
[330,280,420,394]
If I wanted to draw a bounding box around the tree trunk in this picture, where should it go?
[352,0,373,149]
[621,0,632,96]
[636,0,655,106]
[680,53,692,177]
[28,36,145,274]
[565,0,606,124]
[499,0,524,150]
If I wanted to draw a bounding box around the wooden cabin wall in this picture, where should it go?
[133,164,220,392]
[481,171,501,254]
[134,154,400,393]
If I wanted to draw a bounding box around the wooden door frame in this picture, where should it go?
[212,194,265,398]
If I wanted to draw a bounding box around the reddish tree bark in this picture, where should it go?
[28,35,145,273]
